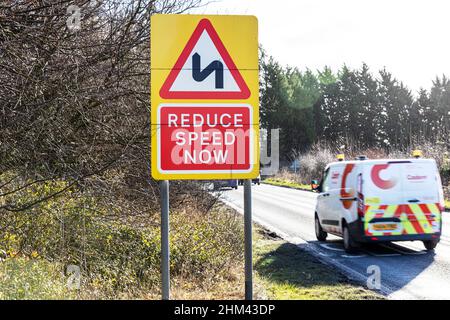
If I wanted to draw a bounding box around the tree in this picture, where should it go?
[0,0,205,213]
[429,76,450,144]
[378,69,414,150]
[260,51,326,160]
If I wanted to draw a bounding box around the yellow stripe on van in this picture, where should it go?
[365,205,378,221]
[364,206,372,235]
[384,205,396,218]
[409,204,433,234]
[364,203,442,236]
[400,213,417,234]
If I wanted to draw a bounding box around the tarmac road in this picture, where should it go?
[220,183,450,300]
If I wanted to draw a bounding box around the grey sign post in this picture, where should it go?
[160,180,170,300]
[244,179,253,300]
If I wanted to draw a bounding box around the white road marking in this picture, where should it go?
[318,252,332,257]
[380,243,426,255]
[341,254,368,258]
[319,243,345,252]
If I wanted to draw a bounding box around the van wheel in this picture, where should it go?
[315,214,327,241]
[423,240,438,251]
[343,223,358,254]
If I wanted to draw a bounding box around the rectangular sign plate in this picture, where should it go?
[151,14,259,180]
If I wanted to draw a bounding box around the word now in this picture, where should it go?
[182,148,228,164]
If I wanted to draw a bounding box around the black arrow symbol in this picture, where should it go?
[192,53,224,89]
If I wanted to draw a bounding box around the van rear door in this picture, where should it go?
[401,160,439,206]
[363,160,442,236]
[400,160,442,234]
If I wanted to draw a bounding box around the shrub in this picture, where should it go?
[0,180,244,298]
[298,144,335,183]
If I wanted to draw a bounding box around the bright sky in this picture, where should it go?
[191,0,450,92]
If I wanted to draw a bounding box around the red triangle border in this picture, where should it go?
[159,19,251,100]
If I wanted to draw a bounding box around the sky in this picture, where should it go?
[190,0,450,93]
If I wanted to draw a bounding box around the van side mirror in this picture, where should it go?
[311,180,319,192]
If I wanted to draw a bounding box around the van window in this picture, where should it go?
[322,168,331,192]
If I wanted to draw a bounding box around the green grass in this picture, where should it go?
[0,257,75,300]
[254,233,384,300]
[263,178,312,191]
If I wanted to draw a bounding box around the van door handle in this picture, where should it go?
[340,197,357,201]
[408,199,420,203]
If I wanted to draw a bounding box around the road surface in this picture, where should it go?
[220,183,450,300]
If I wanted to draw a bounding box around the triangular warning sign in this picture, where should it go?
[159,19,250,100]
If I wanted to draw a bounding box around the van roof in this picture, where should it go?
[327,158,436,168]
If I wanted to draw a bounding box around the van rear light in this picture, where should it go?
[371,237,379,241]
[358,211,364,218]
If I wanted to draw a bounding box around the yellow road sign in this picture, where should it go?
[151,14,259,180]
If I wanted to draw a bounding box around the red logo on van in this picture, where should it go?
[371,164,398,189]
[341,164,355,209]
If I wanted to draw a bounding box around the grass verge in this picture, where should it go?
[253,230,384,300]
[0,204,384,300]
[263,178,312,191]
[0,257,74,300]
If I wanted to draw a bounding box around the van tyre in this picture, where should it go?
[315,214,327,241]
[343,223,358,254]
[423,240,438,251]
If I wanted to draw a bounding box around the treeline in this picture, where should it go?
[260,50,450,161]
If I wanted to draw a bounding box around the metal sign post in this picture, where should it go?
[244,179,253,300]
[160,180,170,300]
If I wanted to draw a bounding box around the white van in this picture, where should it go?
[314,156,444,253]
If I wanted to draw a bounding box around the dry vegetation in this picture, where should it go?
[273,142,450,190]
[0,184,246,299]
[0,0,251,300]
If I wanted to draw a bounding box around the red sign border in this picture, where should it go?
[156,103,255,174]
[159,19,251,100]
